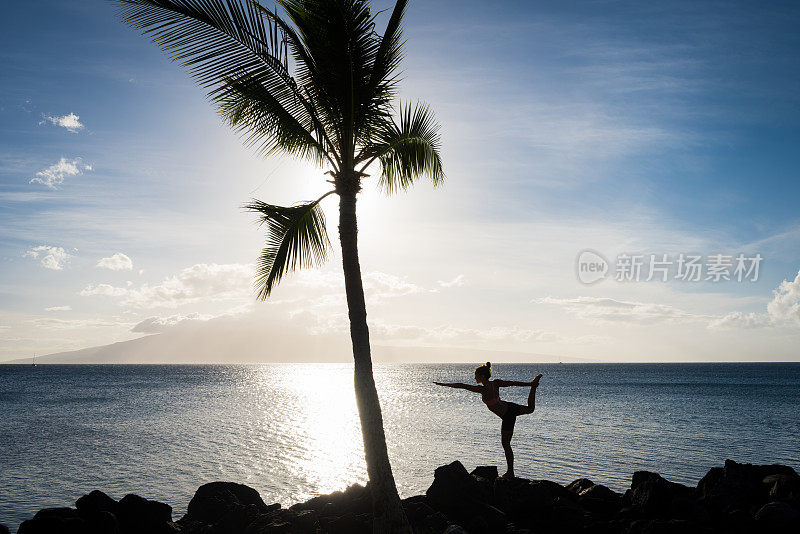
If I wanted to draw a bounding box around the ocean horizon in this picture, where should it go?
[2,362,798,530]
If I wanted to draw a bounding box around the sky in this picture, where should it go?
[1,0,800,362]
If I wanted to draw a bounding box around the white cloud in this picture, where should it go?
[438,274,467,288]
[289,309,562,345]
[41,112,84,133]
[23,245,71,270]
[79,284,129,297]
[534,296,704,325]
[708,312,770,330]
[131,313,212,334]
[767,269,800,326]
[30,157,92,189]
[45,306,72,312]
[31,317,126,330]
[80,263,253,308]
[708,268,800,330]
[97,253,133,271]
[373,323,561,343]
[295,270,426,298]
[363,271,426,299]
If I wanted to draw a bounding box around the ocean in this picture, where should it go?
[1,363,799,529]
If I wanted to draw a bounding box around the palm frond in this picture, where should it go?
[276,0,383,151]
[362,102,444,194]
[114,0,331,164]
[219,70,326,161]
[358,0,407,141]
[243,195,332,299]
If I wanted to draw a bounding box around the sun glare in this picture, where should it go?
[268,364,366,496]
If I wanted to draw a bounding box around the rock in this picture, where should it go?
[754,501,800,529]
[443,525,469,534]
[494,477,573,516]
[566,478,594,494]
[92,511,122,534]
[18,508,87,534]
[764,473,800,506]
[0,525,8,534]
[426,461,509,530]
[185,481,271,523]
[317,512,371,534]
[697,459,798,512]
[549,497,590,531]
[634,518,708,534]
[628,471,694,517]
[291,483,371,517]
[577,484,621,516]
[470,466,498,480]
[403,496,450,533]
[180,481,278,534]
[426,461,488,509]
[117,494,175,534]
[75,489,119,519]
[244,519,293,534]
[493,478,576,531]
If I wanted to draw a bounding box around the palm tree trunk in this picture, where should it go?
[338,191,411,533]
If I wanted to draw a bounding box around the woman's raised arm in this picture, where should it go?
[433,382,483,393]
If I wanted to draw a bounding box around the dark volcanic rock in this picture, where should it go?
[0,524,9,534]
[697,459,798,512]
[426,461,508,530]
[291,483,371,517]
[117,494,176,533]
[764,473,800,506]
[18,508,86,534]
[180,481,278,534]
[470,466,498,480]
[15,459,800,534]
[426,461,488,508]
[566,478,594,494]
[402,495,450,533]
[75,490,119,519]
[577,483,621,516]
[628,471,694,517]
[185,481,270,522]
[754,501,800,530]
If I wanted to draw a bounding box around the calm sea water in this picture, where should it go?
[1,363,799,529]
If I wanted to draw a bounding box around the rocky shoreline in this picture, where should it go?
[7,459,800,533]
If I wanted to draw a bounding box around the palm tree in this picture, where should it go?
[114,0,443,531]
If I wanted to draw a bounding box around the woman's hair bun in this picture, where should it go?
[485,361,491,368]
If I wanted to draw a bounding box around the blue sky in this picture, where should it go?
[2,0,800,362]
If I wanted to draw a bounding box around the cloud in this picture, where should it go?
[30,317,125,330]
[708,268,800,330]
[534,296,704,325]
[438,274,467,288]
[30,157,92,189]
[131,313,212,334]
[79,284,129,297]
[41,112,84,133]
[767,269,800,326]
[289,309,562,345]
[363,272,426,300]
[45,306,72,312]
[708,312,770,330]
[373,323,561,344]
[535,268,800,331]
[80,263,253,308]
[97,253,133,271]
[23,245,71,270]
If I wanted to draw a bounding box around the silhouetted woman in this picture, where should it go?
[434,362,542,478]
